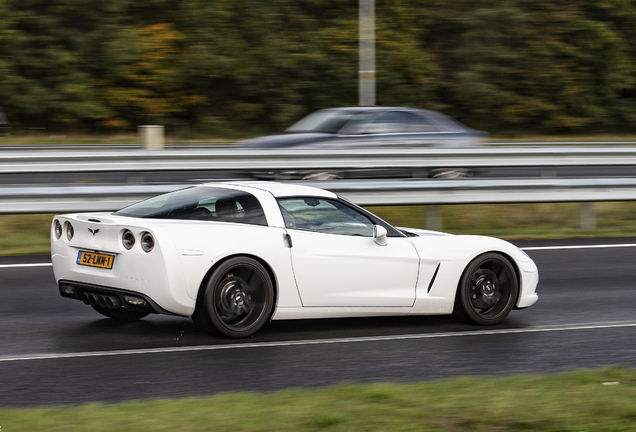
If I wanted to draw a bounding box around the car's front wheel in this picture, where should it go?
[193,257,274,338]
[454,252,518,325]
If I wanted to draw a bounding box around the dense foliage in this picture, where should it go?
[1,0,636,136]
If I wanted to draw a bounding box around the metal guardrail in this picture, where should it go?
[490,141,636,146]
[4,147,636,174]
[1,140,636,151]
[2,178,636,214]
[2,146,636,231]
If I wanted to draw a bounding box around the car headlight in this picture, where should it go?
[122,229,135,250]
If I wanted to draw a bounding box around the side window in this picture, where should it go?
[338,112,381,135]
[277,198,375,237]
[115,187,268,226]
[364,111,407,134]
[404,112,439,132]
[199,194,267,225]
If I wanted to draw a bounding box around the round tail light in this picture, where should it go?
[54,219,62,239]
[122,229,135,250]
[65,222,74,241]
[140,232,155,253]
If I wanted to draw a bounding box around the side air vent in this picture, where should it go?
[427,264,441,293]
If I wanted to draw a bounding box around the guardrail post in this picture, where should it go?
[580,202,596,230]
[359,0,375,106]
[138,125,165,150]
[426,205,442,231]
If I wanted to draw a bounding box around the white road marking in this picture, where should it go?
[0,263,52,269]
[0,321,634,363]
[522,243,636,251]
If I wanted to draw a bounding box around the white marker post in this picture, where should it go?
[359,0,375,106]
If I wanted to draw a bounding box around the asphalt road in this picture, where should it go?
[0,237,635,406]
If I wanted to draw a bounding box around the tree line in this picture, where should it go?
[1,0,635,136]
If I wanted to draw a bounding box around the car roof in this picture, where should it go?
[319,107,466,127]
[200,181,338,199]
[323,106,419,113]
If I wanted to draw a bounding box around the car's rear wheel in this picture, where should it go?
[301,170,343,181]
[193,257,274,338]
[91,305,149,321]
[431,168,472,178]
[454,252,518,325]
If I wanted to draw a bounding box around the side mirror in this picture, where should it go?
[373,225,388,246]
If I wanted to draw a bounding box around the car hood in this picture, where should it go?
[403,231,533,267]
[397,227,452,237]
[239,133,334,149]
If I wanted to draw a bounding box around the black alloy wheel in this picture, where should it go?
[194,257,274,338]
[455,252,518,325]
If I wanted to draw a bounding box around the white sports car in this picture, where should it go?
[51,181,539,338]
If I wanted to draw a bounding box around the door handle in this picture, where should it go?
[283,233,293,248]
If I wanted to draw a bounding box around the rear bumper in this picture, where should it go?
[58,280,180,316]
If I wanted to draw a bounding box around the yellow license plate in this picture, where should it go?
[76,251,115,269]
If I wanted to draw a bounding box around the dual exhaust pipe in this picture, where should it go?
[82,292,121,309]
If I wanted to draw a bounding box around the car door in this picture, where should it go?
[277,197,420,307]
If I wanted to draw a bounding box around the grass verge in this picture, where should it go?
[5,202,636,256]
[3,131,636,145]
[0,214,55,256]
[0,367,635,431]
[368,201,636,240]
[0,133,239,145]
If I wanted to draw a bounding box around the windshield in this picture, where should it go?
[286,110,360,134]
[114,187,268,226]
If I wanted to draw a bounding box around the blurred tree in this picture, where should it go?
[178,0,359,134]
[96,23,202,128]
[425,0,636,133]
[1,0,636,135]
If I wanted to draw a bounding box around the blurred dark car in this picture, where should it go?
[241,107,488,149]
[240,107,488,179]
[0,106,9,136]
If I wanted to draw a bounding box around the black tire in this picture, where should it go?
[91,304,149,321]
[193,257,274,338]
[454,252,518,325]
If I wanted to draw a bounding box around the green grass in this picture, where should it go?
[6,202,636,256]
[4,130,636,145]
[0,367,635,431]
[0,133,238,145]
[369,201,636,240]
[490,133,636,142]
[0,214,55,255]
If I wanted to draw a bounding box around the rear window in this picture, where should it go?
[286,110,361,134]
[114,187,268,226]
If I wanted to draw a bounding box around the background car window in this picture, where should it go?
[115,187,268,226]
[337,112,381,135]
[277,198,375,237]
[422,110,465,132]
[286,110,358,134]
[363,111,408,134]
[404,112,440,132]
